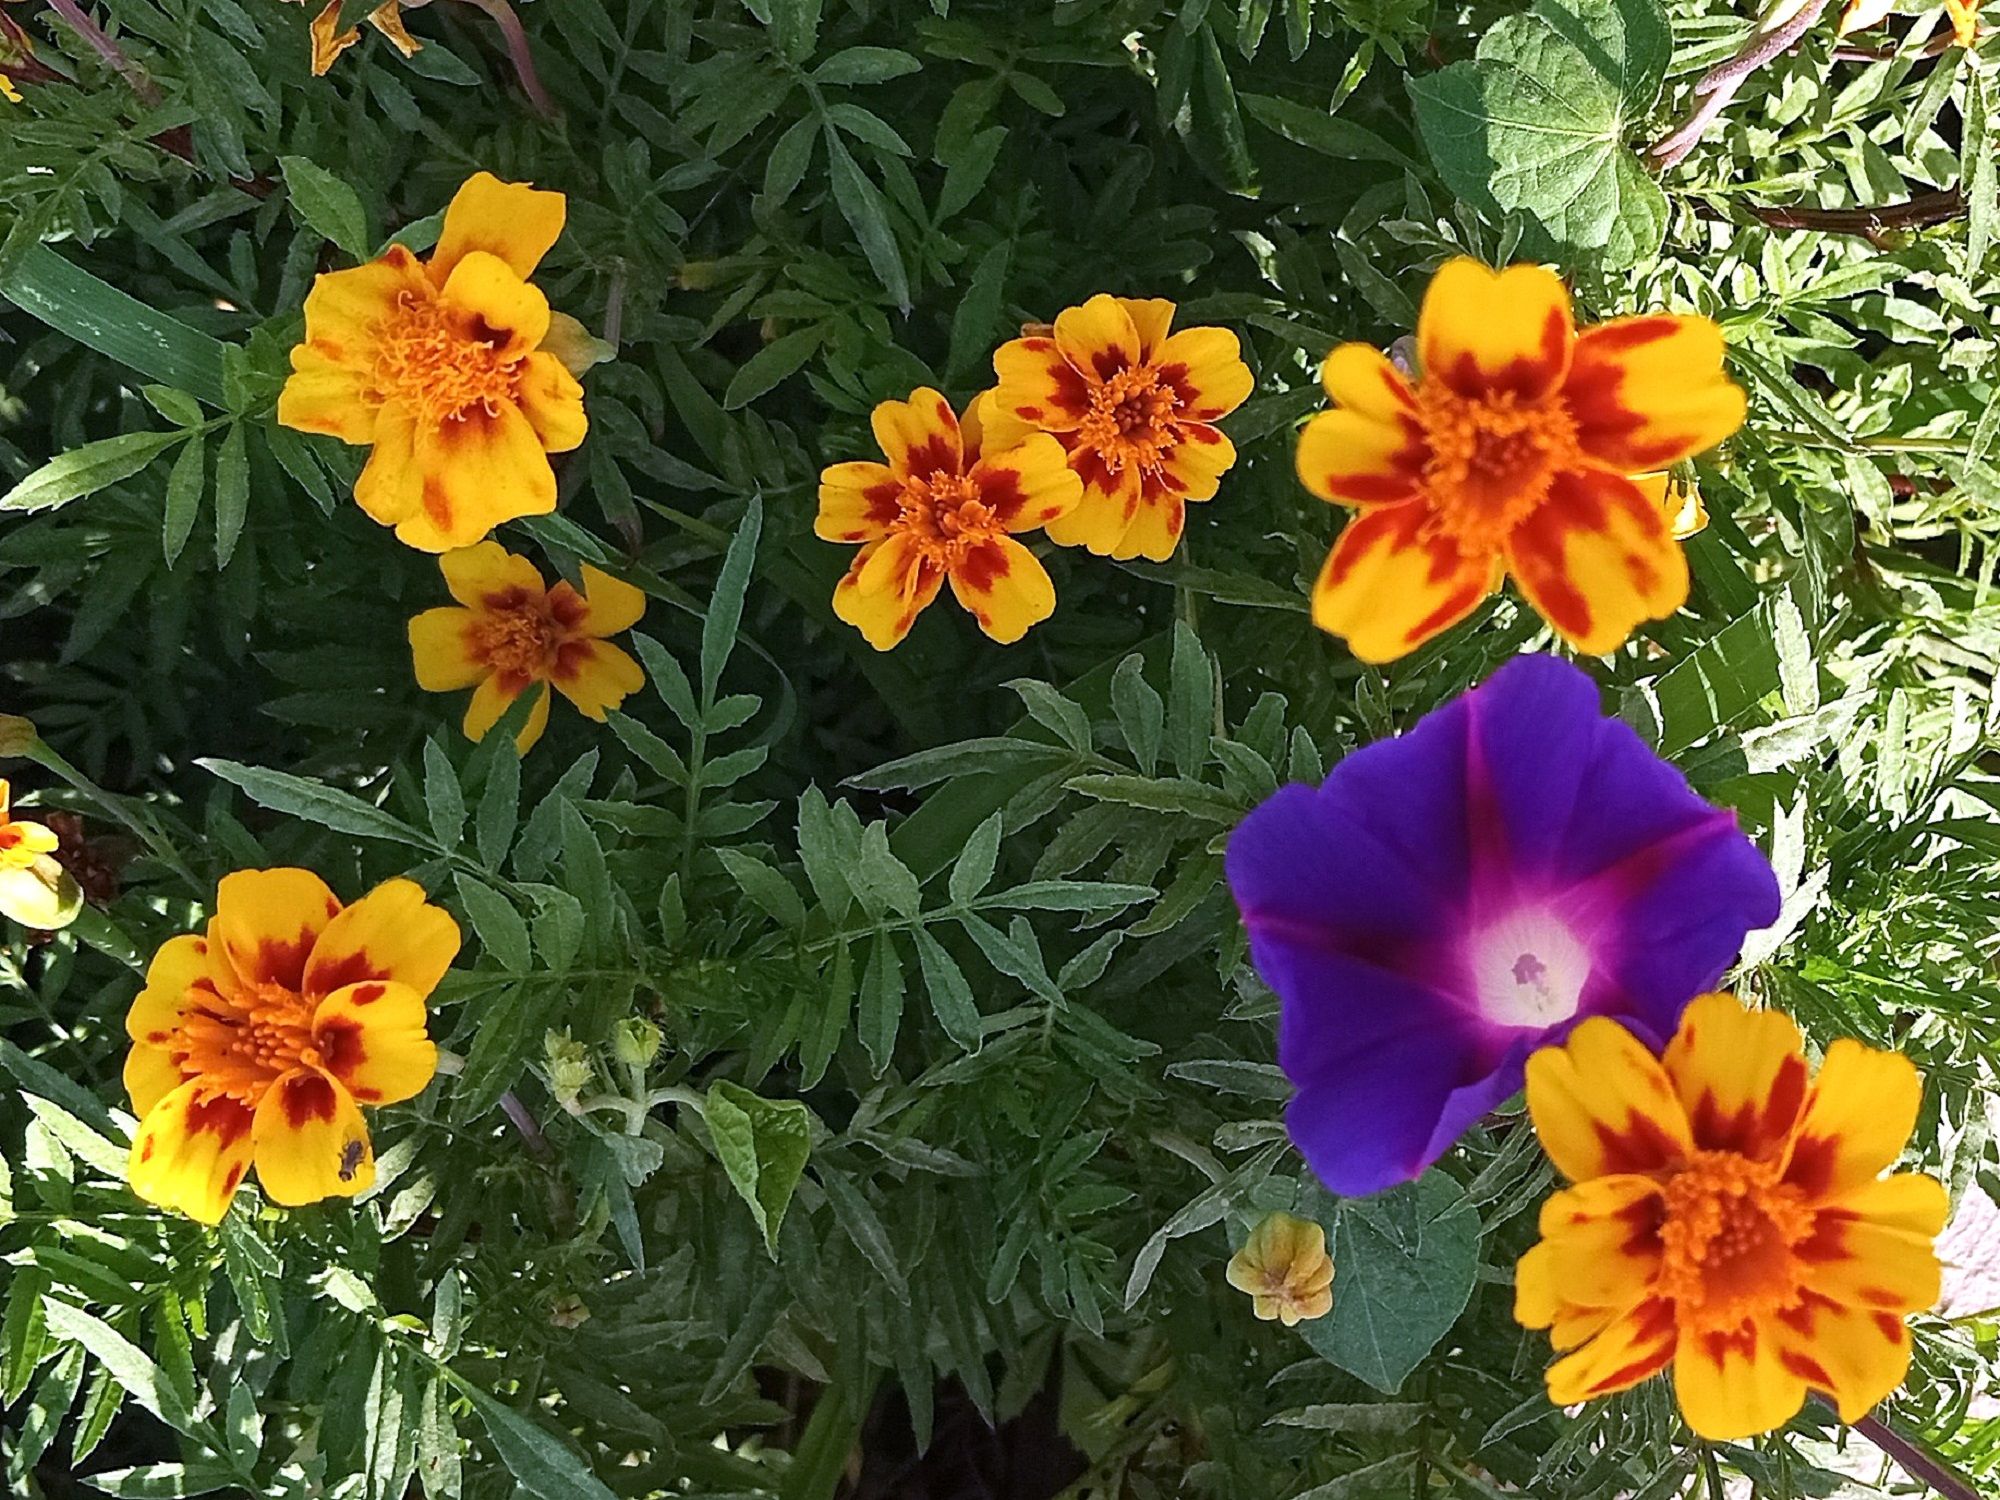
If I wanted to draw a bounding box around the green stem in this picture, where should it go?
[1700,1445,1726,1500]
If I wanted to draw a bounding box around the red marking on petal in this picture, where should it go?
[551,639,593,682]
[280,1072,339,1129]
[972,465,1030,526]
[250,934,317,992]
[1785,1134,1840,1198]
[140,1137,156,1163]
[423,477,453,529]
[547,588,588,632]
[1781,1351,1835,1387]
[954,540,1010,594]
[864,480,903,525]
[1593,1110,1686,1176]
[310,951,385,996]
[1090,348,1127,381]
[318,1020,367,1078]
[902,435,959,482]
[351,983,387,1006]
[1874,1313,1907,1343]
[186,1094,254,1148]
[481,586,535,612]
[222,1163,244,1193]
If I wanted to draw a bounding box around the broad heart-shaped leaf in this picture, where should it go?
[704,1081,812,1255]
[1407,0,1671,266]
[1293,1171,1481,1393]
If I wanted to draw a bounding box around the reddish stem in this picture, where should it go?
[454,0,556,119]
[39,0,157,103]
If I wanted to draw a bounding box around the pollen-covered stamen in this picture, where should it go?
[173,981,319,1104]
[476,607,560,681]
[1658,1151,1814,1331]
[895,472,1002,568]
[1076,366,1181,474]
[1416,384,1581,553]
[372,289,523,425]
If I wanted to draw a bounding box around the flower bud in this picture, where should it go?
[612,1015,663,1070]
[1226,1211,1334,1327]
[543,1031,593,1108]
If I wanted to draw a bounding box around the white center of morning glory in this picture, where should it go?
[1472,907,1590,1029]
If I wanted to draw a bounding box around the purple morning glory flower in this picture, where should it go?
[1225,655,1781,1198]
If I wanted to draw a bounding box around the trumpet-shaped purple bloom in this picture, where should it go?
[1225,655,1780,1198]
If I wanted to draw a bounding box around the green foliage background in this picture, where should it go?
[3,0,2000,1495]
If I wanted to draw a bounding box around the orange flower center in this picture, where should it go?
[896,471,1001,568]
[1657,1150,1814,1331]
[176,981,323,1105]
[476,605,559,681]
[374,290,522,424]
[1077,364,1179,474]
[1416,384,1580,553]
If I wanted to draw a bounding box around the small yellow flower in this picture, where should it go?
[1837,0,1979,47]
[816,388,1083,650]
[0,72,19,104]
[277,172,590,552]
[297,0,422,75]
[125,868,460,1224]
[0,780,80,930]
[407,542,646,753]
[1227,1211,1335,1327]
[988,297,1253,561]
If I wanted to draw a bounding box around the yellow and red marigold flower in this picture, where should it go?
[1227,1210,1335,1327]
[277,172,589,553]
[1296,259,1746,663]
[988,296,1253,562]
[816,387,1083,649]
[1516,993,1946,1441]
[0,779,80,930]
[408,541,646,752]
[1837,0,1979,49]
[124,869,460,1225]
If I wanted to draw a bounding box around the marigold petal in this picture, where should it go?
[127,933,213,1046]
[438,249,550,360]
[396,403,557,552]
[1055,294,1141,381]
[1662,993,1809,1161]
[294,247,429,374]
[312,979,437,1106]
[1043,477,1140,556]
[365,1,421,56]
[1836,0,1895,30]
[1119,297,1176,359]
[1673,1322,1807,1441]
[124,1043,186,1119]
[1820,1172,1952,1237]
[992,336,1092,431]
[354,402,423,527]
[1782,1039,1923,1202]
[1515,1175,1666,1339]
[431,171,566,285]
[1111,496,1186,562]
[1543,1296,1677,1405]
[512,350,588,453]
[871,387,962,481]
[0,858,80,929]
[1418,259,1575,400]
[464,676,551,751]
[969,433,1084,534]
[304,876,460,1001]
[1525,1015,1694,1182]
[949,536,1056,644]
[567,565,647,638]
[1566,317,1746,473]
[439,539,544,610]
[549,639,645,720]
[408,608,486,692]
[128,1084,255,1226]
[306,0,360,73]
[1771,1292,1914,1424]
[1503,467,1689,656]
[1159,421,1237,502]
[1154,325,1253,421]
[832,535,944,651]
[1321,343,1419,422]
[277,346,377,445]
[251,1069,375,1207]
[212,869,342,994]
[817,461,905,543]
[1296,408,1426,507]
[1797,1204,1944,1314]
[1310,503,1498,664]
